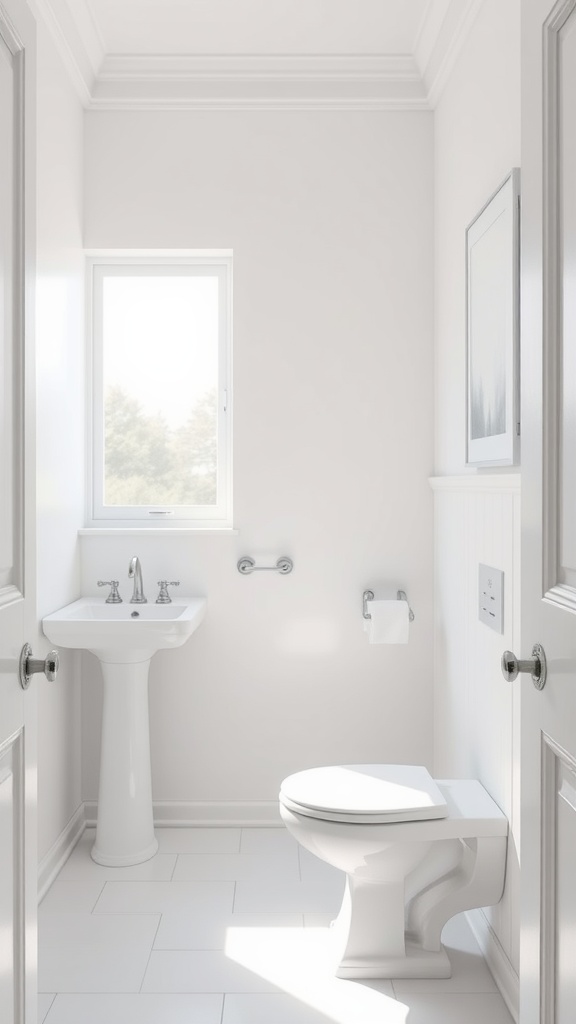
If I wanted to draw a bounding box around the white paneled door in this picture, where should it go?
[0,1,36,1022]
[521,1,576,1022]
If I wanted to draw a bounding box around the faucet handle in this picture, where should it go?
[156,580,180,604]
[97,580,122,604]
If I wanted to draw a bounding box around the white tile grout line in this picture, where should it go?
[40,993,56,1024]
[89,881,107,914]
[138,914,163,993]
[169,852,178,881]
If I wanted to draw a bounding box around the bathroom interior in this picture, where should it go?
[1,0,535,1021]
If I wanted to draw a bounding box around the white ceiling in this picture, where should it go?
[86,0,430,57]
[34,0,483,109]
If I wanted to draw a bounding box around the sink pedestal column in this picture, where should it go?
[91,655,159,866]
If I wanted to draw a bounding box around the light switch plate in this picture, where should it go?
[478,564,504,633]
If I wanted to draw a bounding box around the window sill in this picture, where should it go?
[79,527,238,537]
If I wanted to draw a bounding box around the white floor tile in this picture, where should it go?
[234,871,344,914]
[58,832,176,882]
[38,994,55,1023]
[156,827,241,854]
[155,911,303,950]
[391,948,497,995]
[43,993,223,1024]
[38,828,516,1024]
[39,913,159,993]
[173,851,300,882]
[141,950,281,993]
[220,927,396,1022]
[39,880,105,916]
[240,828,299,856]
[223,993,329,1024]
[153,905,229,950]
[93,878,234,915]
[222,991,406,1024]
[389,993,514,1024]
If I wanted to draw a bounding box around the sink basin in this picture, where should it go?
[43,597,206,658]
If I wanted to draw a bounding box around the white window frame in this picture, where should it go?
[87,252,232,528]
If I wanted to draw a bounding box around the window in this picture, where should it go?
[88,254,232,526]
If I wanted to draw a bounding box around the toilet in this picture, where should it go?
[279,763,508,979]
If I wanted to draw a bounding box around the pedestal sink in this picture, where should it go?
[43,597,206,866]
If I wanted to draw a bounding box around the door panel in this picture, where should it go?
[558,8,576,588]
[0,731,24,1021]
[521,1,576,1021]
[540,737,576,1022]
[0,0,24,604]
[541,0,576,609]
[0,1,36,1021]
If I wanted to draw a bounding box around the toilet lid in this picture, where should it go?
[279,764,449,823]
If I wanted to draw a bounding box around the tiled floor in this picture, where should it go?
[39,827,515,1024]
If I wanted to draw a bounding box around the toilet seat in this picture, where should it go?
[279,764,449,824]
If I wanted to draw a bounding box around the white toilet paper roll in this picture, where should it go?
[364,600,410,644]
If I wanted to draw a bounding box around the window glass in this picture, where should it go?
[90,258,231,525]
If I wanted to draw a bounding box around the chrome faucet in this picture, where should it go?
[128,556,147,604]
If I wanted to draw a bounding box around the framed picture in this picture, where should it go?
[466,169,520,466]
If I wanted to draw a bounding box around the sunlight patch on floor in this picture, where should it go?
[224,926,409,1023]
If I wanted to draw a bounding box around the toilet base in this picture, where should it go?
[327,872,455,980]
[334,939,452,980]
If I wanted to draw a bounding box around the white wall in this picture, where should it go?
[81,110,436,817]
[434,0,521,477]
[433,0,521,1008]
[35,13,85,867]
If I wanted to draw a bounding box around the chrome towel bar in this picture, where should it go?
[363,589,415,621]
[237,556,294,575]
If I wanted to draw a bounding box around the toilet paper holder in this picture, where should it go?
[363,589,415,622]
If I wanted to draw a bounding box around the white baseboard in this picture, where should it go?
[38,804,86,903]
[39,800,283,899]
[83,800,283,828]
[466,909,519,1022]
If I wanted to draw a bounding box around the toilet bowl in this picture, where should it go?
[279,764,508,979]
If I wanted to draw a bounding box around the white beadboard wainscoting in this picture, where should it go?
[431,474,521,1021]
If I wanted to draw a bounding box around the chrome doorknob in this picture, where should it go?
[501,643,547,690]
[19,644,59,690]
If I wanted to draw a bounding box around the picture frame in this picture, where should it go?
[466,169,521,467]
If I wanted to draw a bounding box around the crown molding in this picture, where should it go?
[414,0,485,108]
[413,0,453,76]
[30,0,104,103]
[90,54,428,111]
[33,0,487,111]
